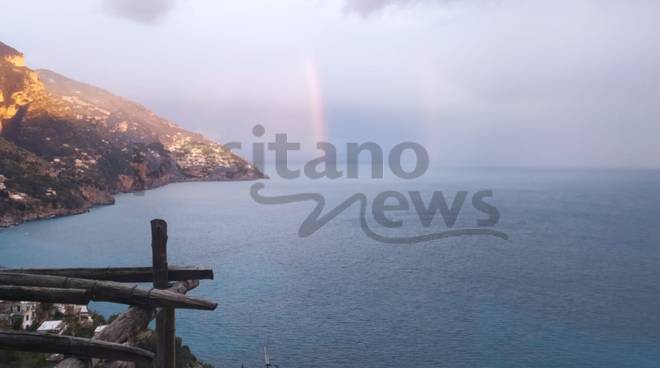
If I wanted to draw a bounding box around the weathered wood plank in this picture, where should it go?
[0,272,217,310]
[0,330,154,363]
[0,266,213,283]
[0,285,89,305]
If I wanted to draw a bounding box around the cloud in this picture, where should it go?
[103,0,176,24]
[343,0,451,17]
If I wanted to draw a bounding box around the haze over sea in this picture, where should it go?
[1,167,659,368]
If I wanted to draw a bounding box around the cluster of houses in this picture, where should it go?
[168,134,235,168]
[0,300,99,335]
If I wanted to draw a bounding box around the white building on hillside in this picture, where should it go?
[37,320,67,334]
[2,301,38,330]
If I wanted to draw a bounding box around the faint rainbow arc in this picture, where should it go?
[304,60,327,143]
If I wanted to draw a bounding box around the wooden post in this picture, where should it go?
[151,219,176,368]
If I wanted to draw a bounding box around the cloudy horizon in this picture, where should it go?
[2,0,659,169]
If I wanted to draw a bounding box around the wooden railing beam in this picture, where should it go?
[0,272,217,310]
[0,266,213,283]
[0,330,154,363]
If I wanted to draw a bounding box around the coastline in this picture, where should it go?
[0,174,265,229]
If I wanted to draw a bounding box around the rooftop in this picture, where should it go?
[37,320,65,332]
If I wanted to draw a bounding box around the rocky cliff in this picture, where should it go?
[0,41,262,227]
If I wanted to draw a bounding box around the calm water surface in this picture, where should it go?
[1,168,659,367]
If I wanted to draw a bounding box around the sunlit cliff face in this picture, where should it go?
[0,41,25,67]
[0,43,47,133]
[0,45,25,131]
[0,65,43,130]
[3,54,25,67]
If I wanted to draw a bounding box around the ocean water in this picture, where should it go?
[1,168,660,368]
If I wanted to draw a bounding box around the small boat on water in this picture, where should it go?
[264,343,279,368]
[239,343,279,368]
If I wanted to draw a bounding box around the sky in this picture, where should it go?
[1,0,659,168]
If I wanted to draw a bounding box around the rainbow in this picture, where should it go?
[304,59,327,143]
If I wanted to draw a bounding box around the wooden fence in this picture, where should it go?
[0,219,216,368]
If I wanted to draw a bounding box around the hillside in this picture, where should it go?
[0,41,262,227]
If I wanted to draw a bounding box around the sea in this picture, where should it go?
[1,167,659,368]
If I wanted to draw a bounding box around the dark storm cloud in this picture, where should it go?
[103,0,176,24]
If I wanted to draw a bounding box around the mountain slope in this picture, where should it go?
[0,41,262,227]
